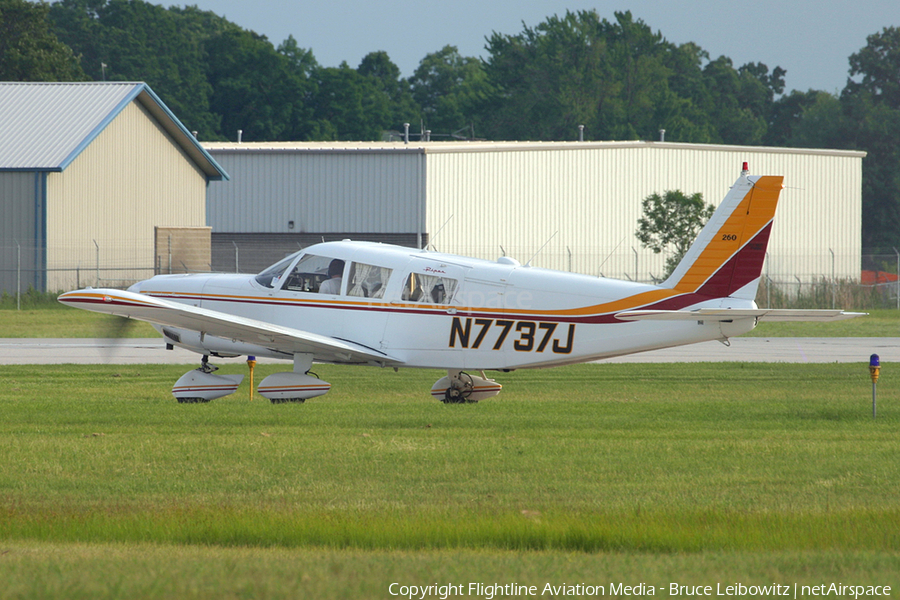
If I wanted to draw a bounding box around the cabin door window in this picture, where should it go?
[347,262,392,299]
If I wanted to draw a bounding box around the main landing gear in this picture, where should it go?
[171,359,502,406]
[172,355,243,403]
[171,353,331,404]
[430,370,503,404]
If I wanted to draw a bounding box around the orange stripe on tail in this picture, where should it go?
[664,174,783,300]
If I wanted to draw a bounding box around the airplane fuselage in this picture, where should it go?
[64,170,857,404]
[130,241,758,370]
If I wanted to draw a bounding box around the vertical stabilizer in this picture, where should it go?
[662,167,783,300]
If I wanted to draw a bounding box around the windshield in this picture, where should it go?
[254,253,299,288]
[283,254,339,293]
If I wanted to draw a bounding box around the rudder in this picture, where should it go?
[662,167,783,301]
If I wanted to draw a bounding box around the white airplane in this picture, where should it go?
[59,163,862,403]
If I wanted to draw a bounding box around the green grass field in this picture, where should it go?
[1,362,898,598]
[0,309,158,338]
[746,309,900,337]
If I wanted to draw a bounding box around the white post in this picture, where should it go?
[16,240,21,311]
[829,248,835,309]
[94,239,100,287]
[633,247,638,282]
[894,248,899,310]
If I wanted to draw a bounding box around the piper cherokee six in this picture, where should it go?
[58,164,863,403]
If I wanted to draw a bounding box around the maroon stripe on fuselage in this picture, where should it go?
[142,233,769,327]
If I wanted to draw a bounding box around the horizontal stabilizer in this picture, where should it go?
[58,288,402,365]
[615,308,866,322]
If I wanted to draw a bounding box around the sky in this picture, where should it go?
[183,0,898,95]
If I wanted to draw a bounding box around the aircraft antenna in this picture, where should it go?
[428,215,453,251]
[597,236,626,277]
[525,231,558,267]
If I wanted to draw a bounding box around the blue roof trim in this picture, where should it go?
[137,84,230,181]
[57,84,144,172]
[0,167,63,173]
[55,83,229,181]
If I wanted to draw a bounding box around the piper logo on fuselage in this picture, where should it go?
[449,317,575,354]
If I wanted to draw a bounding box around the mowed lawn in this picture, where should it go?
[1,361,898,598]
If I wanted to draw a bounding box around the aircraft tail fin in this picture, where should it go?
[661,165,783,301]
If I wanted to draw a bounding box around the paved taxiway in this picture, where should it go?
[1,337,897,365]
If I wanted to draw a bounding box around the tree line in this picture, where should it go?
[2,0,899,252]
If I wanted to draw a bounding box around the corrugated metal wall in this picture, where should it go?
[46,101,208,289]
[0,172,38,249]
[0,172,42,293]
[206,147,425,235]
[424,143,863,282]
[210,232,425,274]
[201,142,862,283]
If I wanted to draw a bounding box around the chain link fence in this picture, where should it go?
[2,241,897,310]
[0,239,205,307]
[758,252,900,310]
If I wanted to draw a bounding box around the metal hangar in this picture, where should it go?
[204,141,863,286]
[0,82,228,294]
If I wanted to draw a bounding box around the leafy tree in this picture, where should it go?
[50,0,220,137]
[0,0,86,80]
[740,61,786,98]
[765,89,826,146]
[50,0,322,141]
[203,27,310,141]
[840,27,900,251]
[480,10,734,142]
[657,42,716,142]
[409,45,490,138]
[636,190,715,279]
[274,35,322,139]
[358,50,420,134]
[775,91,849,149]
[482,10,626,140]
[278,34,318,78]
[840,92,900,251]
[603,11,674,139]
[307,63,392,141]
[845,26,900,110]
[700,56,771,144]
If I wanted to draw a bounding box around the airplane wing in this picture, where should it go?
[614,308,866,322]
[58,288,402,365]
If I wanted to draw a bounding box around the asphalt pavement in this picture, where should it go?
[1,337,896,365]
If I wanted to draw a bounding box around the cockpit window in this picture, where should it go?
[256,253,391,298]
[347,262,392,299]
[254,254,297,288]
[282,254,340,293]
[402,272,458,304]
